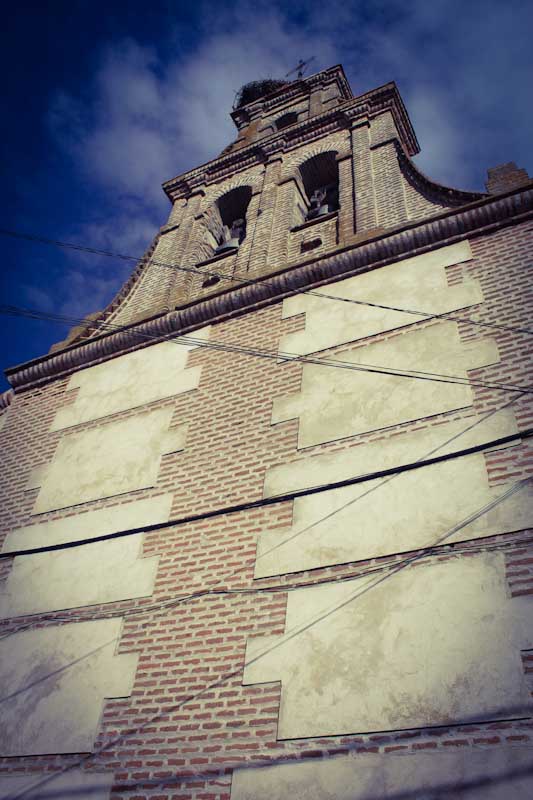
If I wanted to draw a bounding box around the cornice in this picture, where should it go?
[6,187,533,393]
[163,83,417,200]
[229,65,352,124]
[395,141,484,206]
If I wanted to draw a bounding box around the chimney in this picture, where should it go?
[485,162,531,194]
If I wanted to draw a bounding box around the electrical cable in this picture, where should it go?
[2,304,533,395]
[1,427,531,560]
[1,532,531,642]
[3,477,529,800]
[1,227,532,337]
[1,394,528,642]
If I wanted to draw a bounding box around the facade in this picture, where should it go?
[0,64,533,799]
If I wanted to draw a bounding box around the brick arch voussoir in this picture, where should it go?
[201,173,262,213]
[281,138,350,182]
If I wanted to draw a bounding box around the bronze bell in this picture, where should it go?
[307,188,330,220]
[215,218,245,254]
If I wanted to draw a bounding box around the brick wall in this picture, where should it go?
[1,219,532,798]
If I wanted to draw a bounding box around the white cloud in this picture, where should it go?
[48,10,336,212]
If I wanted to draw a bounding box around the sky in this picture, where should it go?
[1,0,532,390]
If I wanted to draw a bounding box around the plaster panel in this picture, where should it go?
[272,321,498,448]
[231,747,533,799]
[243,553,533,738]
[32,407,181,514]
[256,412,533,576]
[51,329,209,431]
[0,769,112,799]
[0,619,137,756]
[0,495,172,617]
[280,242,479,355]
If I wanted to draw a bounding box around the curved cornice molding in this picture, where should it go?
[6,187,533,392]
[396,142,485,206]
[49,231,162,353]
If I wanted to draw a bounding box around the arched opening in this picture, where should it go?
[214,186,253,255]
[201,186,253,264]
[275,112,298,131]
[298,151,339,222]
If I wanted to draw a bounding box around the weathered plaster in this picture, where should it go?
[0,495,172,617]
[0,769,113,799]
[230,747,533,799]
[31,407,184,514]
[279,241,479,355]
[244,553,533,738]
[272,321,499,448]
[0,619,137,756]
[256,412,533,576]
[51,328,209,431]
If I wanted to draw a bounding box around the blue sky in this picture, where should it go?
[1,0,532,390]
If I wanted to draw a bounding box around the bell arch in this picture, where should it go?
[194,185,254,272]
[296,151,340,223]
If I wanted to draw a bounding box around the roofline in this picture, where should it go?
[162,80,419,199]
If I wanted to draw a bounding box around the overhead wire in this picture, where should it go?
[4,477,531,800]
[2,231,533,783]
[1,426,531,561]
[1,530,531,642]
[1,392,529,643]
[2,304,532,395]
[1,226,532,337]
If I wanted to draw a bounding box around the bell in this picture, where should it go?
[215,218,245,254]
[307,189,330,220]
[307,202,330,219]
[215,237,241,254]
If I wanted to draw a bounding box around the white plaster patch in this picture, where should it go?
[0,619,137,756]
[51,329,209,431]
[31,407,183,514]
[0,769,113,799]
[272,321,498,448]
[230,747,533,799]
[256,412,533,577]
[0,495,172,617]
[243,553,533,738]
[26,465,48,491]
[279,242,479,356]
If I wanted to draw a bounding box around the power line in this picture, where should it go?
[2,532,531,642]
[2,304,532,395]
[1,229,532,791]
[2,394,526,640]
[1,227,532,337]
[3,478,528,800]
[1,393,528,639]
[14,751,533,800]
[1,427,531,561]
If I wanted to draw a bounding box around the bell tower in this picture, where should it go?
[47,63,487,352]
